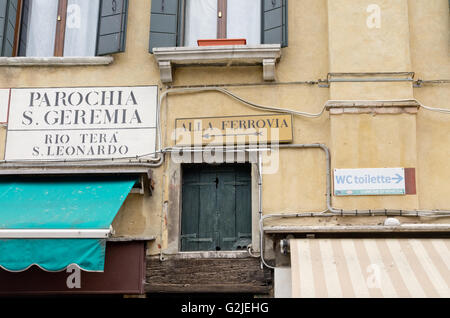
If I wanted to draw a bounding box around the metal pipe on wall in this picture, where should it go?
[278,143,450,218]
[2,82,450,269]
[259,143,450,268]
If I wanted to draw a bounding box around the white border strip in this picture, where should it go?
[0,229,110,239]
[0,56,113,66]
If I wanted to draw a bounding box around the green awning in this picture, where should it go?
[0,175,137,272]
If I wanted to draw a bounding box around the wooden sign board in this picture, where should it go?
[175,114,293,146]
[333,168,417,196]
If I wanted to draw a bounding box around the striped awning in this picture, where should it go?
[290,238,449,298]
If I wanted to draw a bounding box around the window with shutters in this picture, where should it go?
[149,0,285,83]
[184,0,261,47]
[149,0,287,52]
[0,0,128,57]
[180,164,252,252]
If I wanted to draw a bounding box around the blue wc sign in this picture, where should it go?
[334,168,406,196]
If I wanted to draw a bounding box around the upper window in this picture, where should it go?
[184,0,261,47]
[20,0,100,57]
[149,0,288,52]
[0,0,129,57]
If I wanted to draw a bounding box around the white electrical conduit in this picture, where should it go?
[0,86,447,268]
[418,103,450,114]
[163,144,450,218]
[327,99,450,114]
[158,87,326,121]
[0,88,447,165]
[259,143,450,269]
[159,88,450,124]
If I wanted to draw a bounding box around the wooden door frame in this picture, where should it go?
[11,0,23,56]
[54,0,68,56]
[13,0,68,56]
[164,157,261,256]
[216,0,227,39]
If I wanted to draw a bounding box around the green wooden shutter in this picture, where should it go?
[181,169,201,251]
[17,0,28,56]
[233,166,252,249]
[261,0,288,47]
[96,0,129,56]
[217,169,237,251]
[181,164,252,252]
[197,170,218,251]
[181,167,217,252]
[149,0,180,53]
[0,0,18,57]
[218,165,252,251]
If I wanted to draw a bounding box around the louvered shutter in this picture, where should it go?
[0,0,18,57]
[149,0,180,53]
[96,0,129,56]
[261,0,288,47]
[181,165,252,252]
[0,0,7,55]
[181,167,217,252]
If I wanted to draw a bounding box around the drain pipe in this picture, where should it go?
[163,143,450,270]
[258,151,263,222]
[258,143,332,269]
[278,143,450,218]
[278,143,332,211]
[0,155,165,169]
[257,151,273,268]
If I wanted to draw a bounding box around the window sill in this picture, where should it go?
[0,56,114,67]
[326,100,420,114]
[153,44,282,83]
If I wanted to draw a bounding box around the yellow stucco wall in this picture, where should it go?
[0,0,449,256]
[328,0,412,73]
[409,0,450,210]
[330,113,419,210]
[0,0,163,253]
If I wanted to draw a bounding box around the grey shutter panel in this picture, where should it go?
[181,165,252,252]
[0,0,7,55]
[96,0,129,56]
[262,0,288,47]
[181,167,217,252]
[218,165,252,251]
[149,0,180,53]
[0,0,18,57]
[17,0,28,56]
